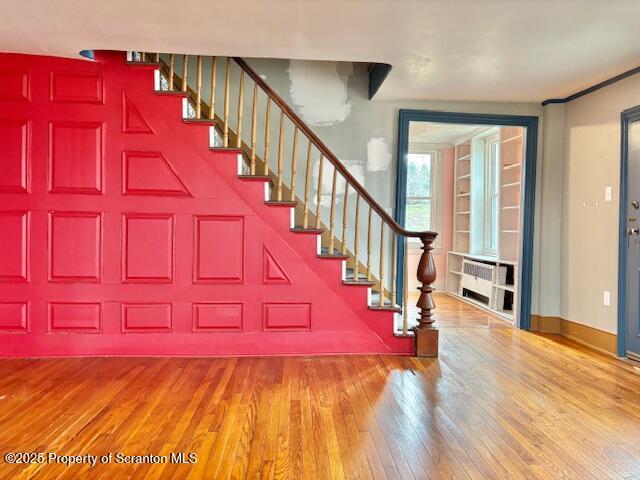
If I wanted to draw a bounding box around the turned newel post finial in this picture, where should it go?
[415,233,438,357]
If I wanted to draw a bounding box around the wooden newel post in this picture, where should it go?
[415,233,438,357]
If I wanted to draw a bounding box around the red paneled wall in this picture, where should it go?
[0,52,411,357]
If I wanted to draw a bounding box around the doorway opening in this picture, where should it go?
[395,110,538,329]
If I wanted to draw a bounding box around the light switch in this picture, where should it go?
[605,186,612,202]
[603,290,611,306]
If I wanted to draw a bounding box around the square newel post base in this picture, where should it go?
[415,327,439,357]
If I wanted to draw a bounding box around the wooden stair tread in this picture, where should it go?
[238,175,271,182]
[155,90,190,97]
[183,118,217,125]
[126,61,161,67]
[265,200,298,207]
[368,305,402,312]
[343,280,376,286]
[318,247,349,259]
[291,227,324,234]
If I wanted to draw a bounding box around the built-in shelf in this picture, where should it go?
[449,126,523,325]
[495,309,515,321]
[446,291,514,323]
[502,162,521,171]
[501,134,523,144]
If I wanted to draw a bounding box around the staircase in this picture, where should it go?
[0,50,438,357]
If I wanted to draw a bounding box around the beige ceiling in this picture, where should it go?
[3,0,640,102]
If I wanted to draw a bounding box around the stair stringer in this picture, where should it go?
[113,52,411,354]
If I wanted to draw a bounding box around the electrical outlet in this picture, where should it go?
[603,290,611,306]
[605,186,612,202]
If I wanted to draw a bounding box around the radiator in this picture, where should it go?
[461,259,495,299]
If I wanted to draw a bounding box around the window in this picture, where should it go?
[405,153,433,231]
[484,134,500,255]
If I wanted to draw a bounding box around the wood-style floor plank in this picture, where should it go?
[1,294,640,479]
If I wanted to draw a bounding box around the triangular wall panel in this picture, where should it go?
[123,151,190,196]
[263,246,291,284]
[122,92,153,133]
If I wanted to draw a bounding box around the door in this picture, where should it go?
[624,118,640,358]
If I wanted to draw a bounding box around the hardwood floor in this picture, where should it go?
[1,294,640,479]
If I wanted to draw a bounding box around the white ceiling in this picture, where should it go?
[409,122,486,145]
[3,0,640,102]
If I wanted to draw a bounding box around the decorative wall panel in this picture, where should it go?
[49,122,103,194]
[122,213,174,283]
[122,151,189,196]
[122,303,172,332]
[48,211,101,282]
[49,302,100,332]
[0,302,27,332]
[194,216,244,283]
[193,303,243,331]
[0,119,29,192]
[122,93,153,133]
[0,211,28,282]
[263,303,311,331]
[0,70,28,101]
[50,72,104,103]
[263,246,291,284]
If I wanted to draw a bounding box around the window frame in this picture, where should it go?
[483,133,500,256]
[404,151,434,235]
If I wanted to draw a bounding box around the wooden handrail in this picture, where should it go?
[232,57,436,242]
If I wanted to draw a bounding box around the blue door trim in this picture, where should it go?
[395,109,539,330]
[617,105,640,356]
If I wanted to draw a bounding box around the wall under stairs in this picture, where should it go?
[0,51,411,357]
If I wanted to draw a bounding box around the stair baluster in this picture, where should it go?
[236,70,244,148]
[168,54,175,90]
[209,57,216,120]
[223,58,230,147]
[390,233,397,306]
[314,154,324,230]
[353,195,360,281]
[302,140,312,229]
[250,84,258,174]
[290,127,299,202]
[341,183,349,255]
[196,56,203,118]
[378,221,385,306]
[181,55,188,92]
[263,97,271,176]
[276,111,285,201]
[328,167,338,254]
[403,237,409,335]
[366,206,372,280]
